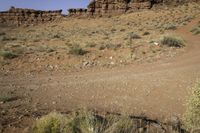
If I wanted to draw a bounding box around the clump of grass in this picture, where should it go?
[184,82,200,130]
[33,110,103,133]
[33,110,142,133]
[0,50,18,59]
[127,32,141,45]
[161,36,184,47]
[98,45,106,50]
[143,31,150,36]
[86,43,97,48]
[104,115,137,133]
[65,110,103,133]
[0,95,19,103]
[36,46,55,53]
[97,43,121,51]
[163,23,177,30]
[190,26,200,35]
[128,32,141,39]
[69,45,87,55]
[33,112,65,133]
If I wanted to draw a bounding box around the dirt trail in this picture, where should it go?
[0,17,200,121]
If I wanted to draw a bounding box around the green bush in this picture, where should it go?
[33,112,64,133]
[191,26,200,35]
[0,51,18,59]
[163,24,177,30]
[69,45,87,55]
[184,82,200,130]
[161,36,184,47]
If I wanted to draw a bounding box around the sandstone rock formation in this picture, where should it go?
[0,0,199,26]
[68,8,88,17]
[0,6,62,26]
[68,0,199,17]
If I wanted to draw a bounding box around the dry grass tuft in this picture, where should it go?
[69,45,87,56]
[0,50,18,59]
[190,24,200,35]
[184,82,200,130]
[33,110,141,133]
[161,36,184,47]
[33,112,65,133]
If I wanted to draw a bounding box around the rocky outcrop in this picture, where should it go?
[0,6,62,26]
[69,0,199,17]
[68,0,153,17]
[68,8,88,17]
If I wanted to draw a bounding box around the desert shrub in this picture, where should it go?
[184,82,200,130]
[111,28,117,33]
[190,26,200,35]
[97,44,121,51]
[0,51,18,59]
[36,45,55,53]
[33,112,65,133]
[98,45,106,50]
[64,110,104,133]
[183,16,195,22]
[12,46,26,55]
[143,31,150,36]
[33,110,104,133]
[33,110,141,133]
[53,34,60,39]
[86,43,97,48]
[0,36,17,42]
[128,32,141,39]
[0,95,19,103]
[161,36,184,47]
[127,32,141,45]
[105,43,121,50]
[69,45,87,55]
[0,32,6,36]
[104,115,137,133]
[163,23,177,30]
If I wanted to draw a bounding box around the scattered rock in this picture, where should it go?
[154,42,159,46]
[110,61,115,65]
[82,61,96,67]
[83,61,90,66]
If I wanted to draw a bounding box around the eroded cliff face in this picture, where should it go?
[68,0,199,17]
[0,0,199,26]
[0,7,62,26]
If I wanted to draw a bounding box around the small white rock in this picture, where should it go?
[154,42,159,46]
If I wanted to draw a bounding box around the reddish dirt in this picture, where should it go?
[0,16,200,132]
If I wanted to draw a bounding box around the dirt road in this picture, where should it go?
[0,17,200,122]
